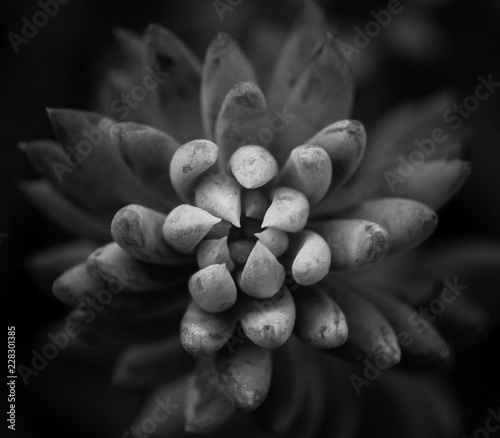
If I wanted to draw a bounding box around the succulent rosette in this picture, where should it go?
[20,3,500,437]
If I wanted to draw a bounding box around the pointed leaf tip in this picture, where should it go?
[262,187,309,232]
[195,172,241,227]
[239,241,285,298]
[163,204,221,253]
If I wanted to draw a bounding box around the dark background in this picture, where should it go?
[2,0,499,437]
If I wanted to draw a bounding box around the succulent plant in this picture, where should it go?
[19,3,500,437]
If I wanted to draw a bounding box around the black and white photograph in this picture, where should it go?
[2,0,500,437]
